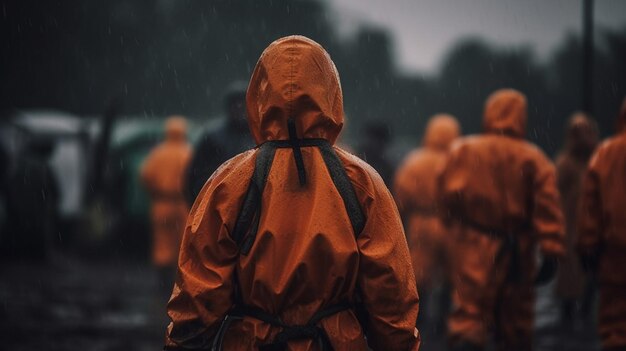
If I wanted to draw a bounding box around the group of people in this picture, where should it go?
[394,91,626,351]
[139,35,626,351]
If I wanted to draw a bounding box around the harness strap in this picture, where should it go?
[316,142,366,235]
[232,139,365,255]
[228,302,351,351]
[210,314,242,351]
[231,143,276,255]
[288,118,307,186]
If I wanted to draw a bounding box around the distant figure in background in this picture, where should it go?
[184,82,254,206]
[3,138,59,260]
[140,116,192,297]
[577,98,626,351]
[439,89,564,351]
[554,113,598,330]
[358,122,394,186]
[394,114,460,333]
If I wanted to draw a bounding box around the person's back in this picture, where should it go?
[394,114,460,329]
[165,35,420,351]
[577,98,626,350]
[395,114,460,216]
[439,89,564,351]
[553,113,598,326]
[441,92,562,235]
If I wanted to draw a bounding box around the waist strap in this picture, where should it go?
[212,302,351,351]
[457,218,525,284]
[151,191,185,202]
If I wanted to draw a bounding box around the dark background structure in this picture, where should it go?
[2,0,626,153]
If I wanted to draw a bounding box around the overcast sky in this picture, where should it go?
[328,0,626,74]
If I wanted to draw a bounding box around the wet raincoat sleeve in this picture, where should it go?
[576,154,603,257]
[164,173,241,349]
[355,171,421,351]
[532,155,565,257]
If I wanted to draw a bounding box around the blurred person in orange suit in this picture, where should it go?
[140,116,192,296]
[439,89,565,351]
[577,98,626,351]
[164,35,420,351]
[553,113,598,329]
[394,114,460,333]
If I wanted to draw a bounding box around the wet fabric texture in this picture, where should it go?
[554,113,598,300]
[577,98,626,349]
[165,36,420,351]
[439,89,565,350]
[394,114,460,289]
[140,117,192,267]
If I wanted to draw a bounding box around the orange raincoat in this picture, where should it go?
[165,36,420,351]
[394,114,460,289]
[140,117,193,267]
[554,113,598,300]
[577,98,626,350]
[439,89,564,350]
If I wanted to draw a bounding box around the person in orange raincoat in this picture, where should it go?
[393,114,460,331]
[553,113,598,328]
[164,36,420,351]
[438,89,565,351]
[140,116,193,293]
[577,98,626,351]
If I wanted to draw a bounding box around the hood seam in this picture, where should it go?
[287,38,296,124]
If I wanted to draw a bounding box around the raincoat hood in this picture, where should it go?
[617,97,626,133]
[423,114,460,150]
[246,35,344,145]
[483,89,527,138]
[165,116,187,142]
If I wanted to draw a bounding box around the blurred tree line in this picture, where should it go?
[1,0,625,153]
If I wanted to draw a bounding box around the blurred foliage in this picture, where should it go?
[1,0,625,152]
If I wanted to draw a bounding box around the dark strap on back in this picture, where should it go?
[226,302,351,351]
[231,139,365,255]
[316,142,366,235]
[231,142,276,254]
[288,118,307,186]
